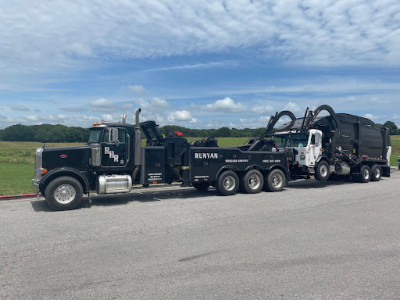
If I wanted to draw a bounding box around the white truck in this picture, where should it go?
[265,105,391,183]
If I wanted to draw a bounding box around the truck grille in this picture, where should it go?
[33,144,44,182]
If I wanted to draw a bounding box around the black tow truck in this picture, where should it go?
[33,109,290,210]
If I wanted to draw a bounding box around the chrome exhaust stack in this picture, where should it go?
[132,108,142,182]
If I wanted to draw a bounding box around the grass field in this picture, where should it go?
[0,137,398,195]
[391,135,400,166]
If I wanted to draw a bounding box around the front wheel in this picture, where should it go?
[265,169,286,192]
[315,161,330,181]
[216,170,239,196]
[45,176,83,210]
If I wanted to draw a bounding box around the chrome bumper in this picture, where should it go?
[32,144,45,194]
[32,179,40,194]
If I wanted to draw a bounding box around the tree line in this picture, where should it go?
[0,124,90,143]
[0,124,266,142]
[0,121,398,143]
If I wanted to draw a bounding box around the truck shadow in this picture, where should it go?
[287,177,386,189]
[92,186,215,207]
[30,176,390,212]
[30,186,217,212]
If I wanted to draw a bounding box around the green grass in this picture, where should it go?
[391,135,400,166]
[0,162,34,195]
[185,137,249,147]
[0,137,399,195]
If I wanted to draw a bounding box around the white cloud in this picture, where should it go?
[205,97,245,113]
[283,102,301,113]
[9,104,30,111]
[102,114,115,122]
[25,115,39,121]
[239,116,270,128]
[128,85,146,93]
[22,114,68,124]
[144,61,238,72]
[134,97,169,111]
[90,98,115,112]
[168,110,197,123]
[364,113,375,120]
[251,105,274,114]
[1,0,399,76]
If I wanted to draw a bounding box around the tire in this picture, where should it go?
[216,170,239,196]
[358,165,371,183]
[265,169,286,192]
[241,169,264,194]
[370,165,381,182]
[192,181,210,191]
[315,160,330,181]
[45,176,83,210]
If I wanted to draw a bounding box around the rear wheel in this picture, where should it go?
[265,169,286,192]
[192,181,210,191]
[315,160,330,181]
[45,176,83,210]
[370,165,381,182]
[358,165,371,183]
[217,170,239,196]
[241,169,264,194]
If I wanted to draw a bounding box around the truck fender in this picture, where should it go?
[245,164,264,173]
[39,167,90,195]
[267,164,290,182]
[315,156,334,173]
[216,165,239,181]
[316,155,331,164]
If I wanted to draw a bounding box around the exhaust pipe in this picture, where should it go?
[132,108,142,182]
[134,108,142,166]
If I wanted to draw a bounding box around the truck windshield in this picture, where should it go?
[273,134,309,148]
[88,129,103,144]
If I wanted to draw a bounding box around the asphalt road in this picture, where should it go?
[1,170,400,299]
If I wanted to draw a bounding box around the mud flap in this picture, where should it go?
[381,166,390,177]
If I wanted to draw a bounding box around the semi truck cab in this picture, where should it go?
[273,129,323,169]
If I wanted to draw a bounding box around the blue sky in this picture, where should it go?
[1,0,400,129]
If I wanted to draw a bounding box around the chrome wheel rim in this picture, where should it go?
[223,176,236,191]
[248,174,261,190]
[320,165,328,178]
[272,174,283,188]
[54,184,76,204]
[363,169,370,180]
[375,168,381,179]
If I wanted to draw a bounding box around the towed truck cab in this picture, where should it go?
[272,129,323,168]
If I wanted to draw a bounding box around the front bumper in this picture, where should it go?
[32,144,45,194]
[32,179,40,194]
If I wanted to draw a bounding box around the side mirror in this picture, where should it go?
[111,128,119,144]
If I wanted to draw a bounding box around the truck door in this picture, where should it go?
[101,127,129,167]
[308,131,322,167]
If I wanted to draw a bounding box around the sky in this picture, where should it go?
[1,0,400,129]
